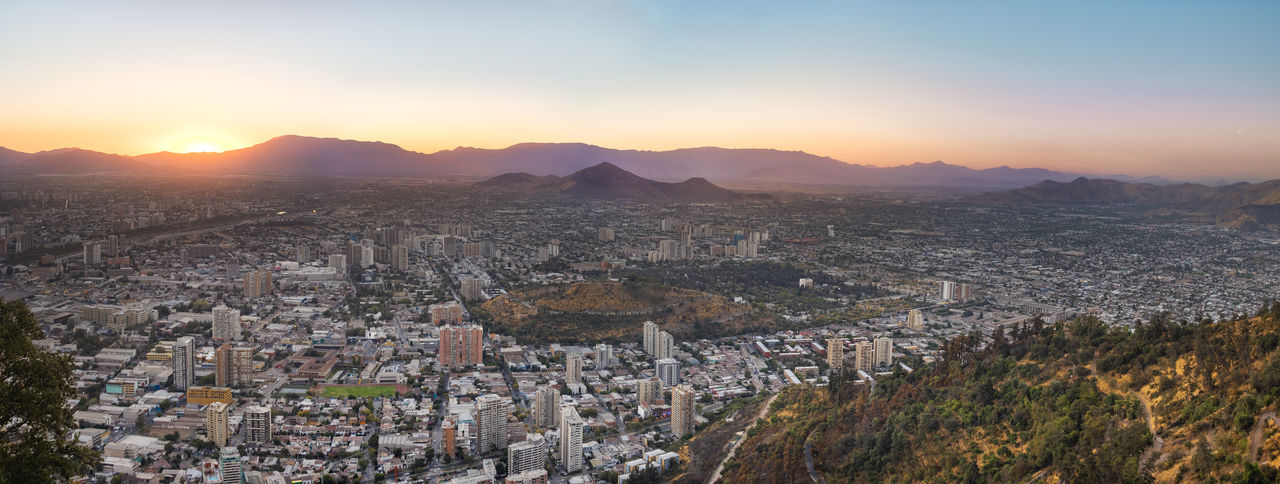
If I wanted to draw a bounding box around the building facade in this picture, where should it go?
[558,405,584,473]
[656,358,680,388]
[670,385,696,438]
[206,401,229,447]
[439,324,484,368]
[638,377,662,406]
[173,337,195,390]
[476,394,510,454]
[827,338,844,370]
[507,433,547,475]
[244,405,273,445]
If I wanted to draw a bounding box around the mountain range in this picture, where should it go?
[965,177,1280,229]
[476,162,747,202]
[0,135,1189,188]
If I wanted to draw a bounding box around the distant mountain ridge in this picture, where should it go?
[477,162,745,202]
[136,135,478,176]
[965,177,1280,229]
[0,135,1254,187]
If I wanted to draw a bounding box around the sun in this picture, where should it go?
[165,133,236,153]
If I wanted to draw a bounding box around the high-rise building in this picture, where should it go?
[506,469,550,484]
[476,394,510,454]
[854,341,875,372]
[212,305,241,341]
[214,344,233,387]
[243,270,272,299]
[594,344,614,368]
[225,257,239,280]
[215,344,254,387]
[390,244,409,270]
[637,377,662,406]
[206,401,230,447]
[442,235,459,257]
[654,331,675,360]
[83,241,101,265]
[670,385,696,438]
[656,358,680,387]
[597,227,615,242]
[873,337,893,369]
[244,405,272,445]
[940,281,957,302]
[566,353,583,385]
[442,417,457,458]
[107,234,121,257]
[558,405,584,473]
[508,433,547,475]
[173,337,195,390]
[329,254,347,271]
[219,447,243,484]
[532,386,558,428]
[429,301,464,326]
[463,242,484,259]
[461,277,485,301]
[643,321,659,356]
[827,338,844,370]
[347,240,363,267]
[360,245,375,268]
[296,244,310,264]
[906,309,925,330]
[658,239,679,261]
[439,324,484,367]
[957,283,975,303]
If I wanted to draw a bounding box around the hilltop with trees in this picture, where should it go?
[723,303,1280,483]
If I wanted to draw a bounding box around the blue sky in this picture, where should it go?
[1,1,1276,177]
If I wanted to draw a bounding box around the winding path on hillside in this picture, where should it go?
[707,393,779,484]
[1085,361,1164,471]
[1023,362,1166,482]
[804,432,829,484]
[1136,392,1165,471]
[1248,412,1279,464]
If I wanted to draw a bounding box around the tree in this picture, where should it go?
[0,299,99,481]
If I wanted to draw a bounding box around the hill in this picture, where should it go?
[2,136,1115,187]
[8,148,147,174]
[437,142,1090,187]
[136,135,484,176]
[476,162,743,202]
[0,147,30,166]
[721,305,1280,483]
[965,177,1280,229]
[7,136,1267,188]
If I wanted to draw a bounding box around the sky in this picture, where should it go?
[1,1,1277,178]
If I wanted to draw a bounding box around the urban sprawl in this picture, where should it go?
[1,177,1277,483]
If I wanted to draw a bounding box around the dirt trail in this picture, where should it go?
[707,393,779,484]
[1090,362,1164,472]
[1248,412,1279,464]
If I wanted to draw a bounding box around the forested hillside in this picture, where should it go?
[721,303,1280,483]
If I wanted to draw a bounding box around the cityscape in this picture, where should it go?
[1,2,1278,484]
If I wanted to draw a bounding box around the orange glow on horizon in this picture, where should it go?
[164,133,238,154]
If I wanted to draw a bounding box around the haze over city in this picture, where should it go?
[2,1,1278,178]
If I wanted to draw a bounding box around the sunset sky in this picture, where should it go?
[1,1,1277,178]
